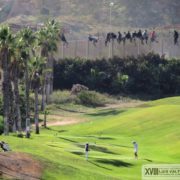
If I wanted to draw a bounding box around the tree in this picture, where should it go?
[0,26,13,135]
[37,20,60,110]
[32,71,40,134]
[17,28,36,136]
[9,40,24,132]
[30,56,45,134]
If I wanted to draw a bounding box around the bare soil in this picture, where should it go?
[0,152,43,180]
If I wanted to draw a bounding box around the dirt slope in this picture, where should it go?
[0,152,43,180]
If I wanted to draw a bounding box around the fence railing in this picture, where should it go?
[9,23,180,59]
[57,36,180,59]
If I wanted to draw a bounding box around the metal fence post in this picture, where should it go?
[74,41,77,57]
[62,44,64,59]
[86,40,89,59]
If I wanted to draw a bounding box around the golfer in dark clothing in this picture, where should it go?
[85,143,89,160]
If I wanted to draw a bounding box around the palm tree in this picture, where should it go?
[30,56,45,134]
[9,47,23,132]
[37,20,60,110]
[0,25,13,135]
[32,71,40,134]
[17,28,36,136]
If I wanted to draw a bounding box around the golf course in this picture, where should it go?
[0,1,180,179]
[1,95,179,180]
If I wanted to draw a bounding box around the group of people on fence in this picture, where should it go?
[88,29,179,47]
[60,29,179,52]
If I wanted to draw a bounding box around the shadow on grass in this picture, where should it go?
[88,161,112,170]
[96,159,133,167]
[77,144,117,155]
[71,151,84,156]
[87,109,126,117]
[58,130,68,133]
[85,135,114,140]
[45,127,68,133]
[110,144,132,149]
[47,144,62,149]
[59,137,77,143]
[144,159,153,162]
[56,106,85,113]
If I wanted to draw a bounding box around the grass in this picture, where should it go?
[0,96,180,179]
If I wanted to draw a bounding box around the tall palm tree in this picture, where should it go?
[30,56,45,134]
[0,25,13,135]
[37,20,60,110]
[17,28,36,136]
[9,47,23,132]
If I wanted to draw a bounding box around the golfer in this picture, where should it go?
[132,141,138,159]
[85,143,89,160]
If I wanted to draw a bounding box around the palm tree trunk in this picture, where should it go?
[45,71,50,104]
[25,58,30,136]
[46,54,54,104]
[41,48,48,109]
[13,76,22,132]
[2,48,10,135]
[44,110,47,128]
[41,81,46,111]
[34,88,39,134]
[50,72,53,94]
[45,75,50,104]
[49,55,54,94]
[9,82,15,132]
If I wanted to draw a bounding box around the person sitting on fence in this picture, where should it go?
[132,31,137,44]
[174,30,179,45]
[117,31,122,44]
[59,33,68,46]
[150,30,158,43]
[126,31,132,43]
[142,30,149,44]
[122,32,127,45]
[0,141,11,152]
[105,32,117,46]
[137,29,143,44]
[88,35,99,46]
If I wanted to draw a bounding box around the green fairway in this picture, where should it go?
[1,97,180,180]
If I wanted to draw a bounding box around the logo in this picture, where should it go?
[142,164,180,180]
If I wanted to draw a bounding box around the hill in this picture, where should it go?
[0,96,179,179]
[0,0,180,38]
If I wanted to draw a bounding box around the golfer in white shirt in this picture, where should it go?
[132,141,138,159]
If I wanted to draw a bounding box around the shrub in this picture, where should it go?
[54,54,180,97]
[49,90,76,104]
[77,91,107,107]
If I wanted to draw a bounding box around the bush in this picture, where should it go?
[54,54,180,97]
[77,91,107,107]
[49,90,76,104]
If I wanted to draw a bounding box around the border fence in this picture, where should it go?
[57,35,180,59]
[9,23,180,59]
